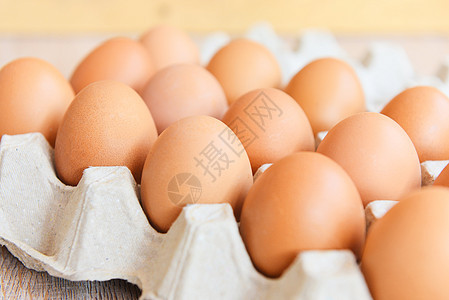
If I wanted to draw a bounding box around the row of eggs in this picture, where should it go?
[2,25,449,299]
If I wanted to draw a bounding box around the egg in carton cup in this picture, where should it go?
[0,131,444,300]
[315,129,449,186]
[0,132,372,299]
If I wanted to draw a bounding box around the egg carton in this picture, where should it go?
[1,25,447,298]
[421,160,449,185]
[0,132,376,299]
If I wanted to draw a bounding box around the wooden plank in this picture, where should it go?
[0,0,449,34]
[0,246,141,299]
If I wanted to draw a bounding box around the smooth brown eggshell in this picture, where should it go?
[140,115,253,233]
[206,39,281,105]
[317,112,421,206]
[221,88,314,173]
[0,57,74,147]
[381,86,449,162]
[54,80,158,186]
[285,57,365,135]
[240,152,365,278]
[140,25,200,72]
[70,37,154,94]
[141,64,228,134]
[362,186,449,300]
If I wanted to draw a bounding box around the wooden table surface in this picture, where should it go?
[0,246,141,299]
[1,0,449,35]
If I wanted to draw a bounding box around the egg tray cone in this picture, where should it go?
[0,132,371,299]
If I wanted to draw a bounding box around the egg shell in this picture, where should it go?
[206,39,281,105]
[381,86,449,162]
[70,37,154,94]
[140,25,200,72]
[285,57,365,135]
[221,88,314,173]
[361,186,449,300]
[141,64,228,134]
[0,57,74,147]
[140,115,253,233]
[54,80,158,186]
[317,112,421,206]
[239,152,365,278]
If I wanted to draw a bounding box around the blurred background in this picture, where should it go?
[0,0,448,34]
[0,0,448,81]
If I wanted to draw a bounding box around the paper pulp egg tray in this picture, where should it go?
[1,26,449,299]
[0,132,383,299]
[1,131,448,299]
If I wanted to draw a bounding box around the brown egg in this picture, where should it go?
[285,57,365,135]
[140,25,200,72]
[141,64,228,134]
[206,39,281,105]
[221,88,314,173]
[55,80,157,186]
[0,57,74,147]
[240,152,365,278]
[317,112,421,206]
[381,86,449,162]
[70,37,154,94]
[141,115,253,233]
[362,186,449,300]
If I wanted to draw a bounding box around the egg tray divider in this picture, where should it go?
[0,132,374,299]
